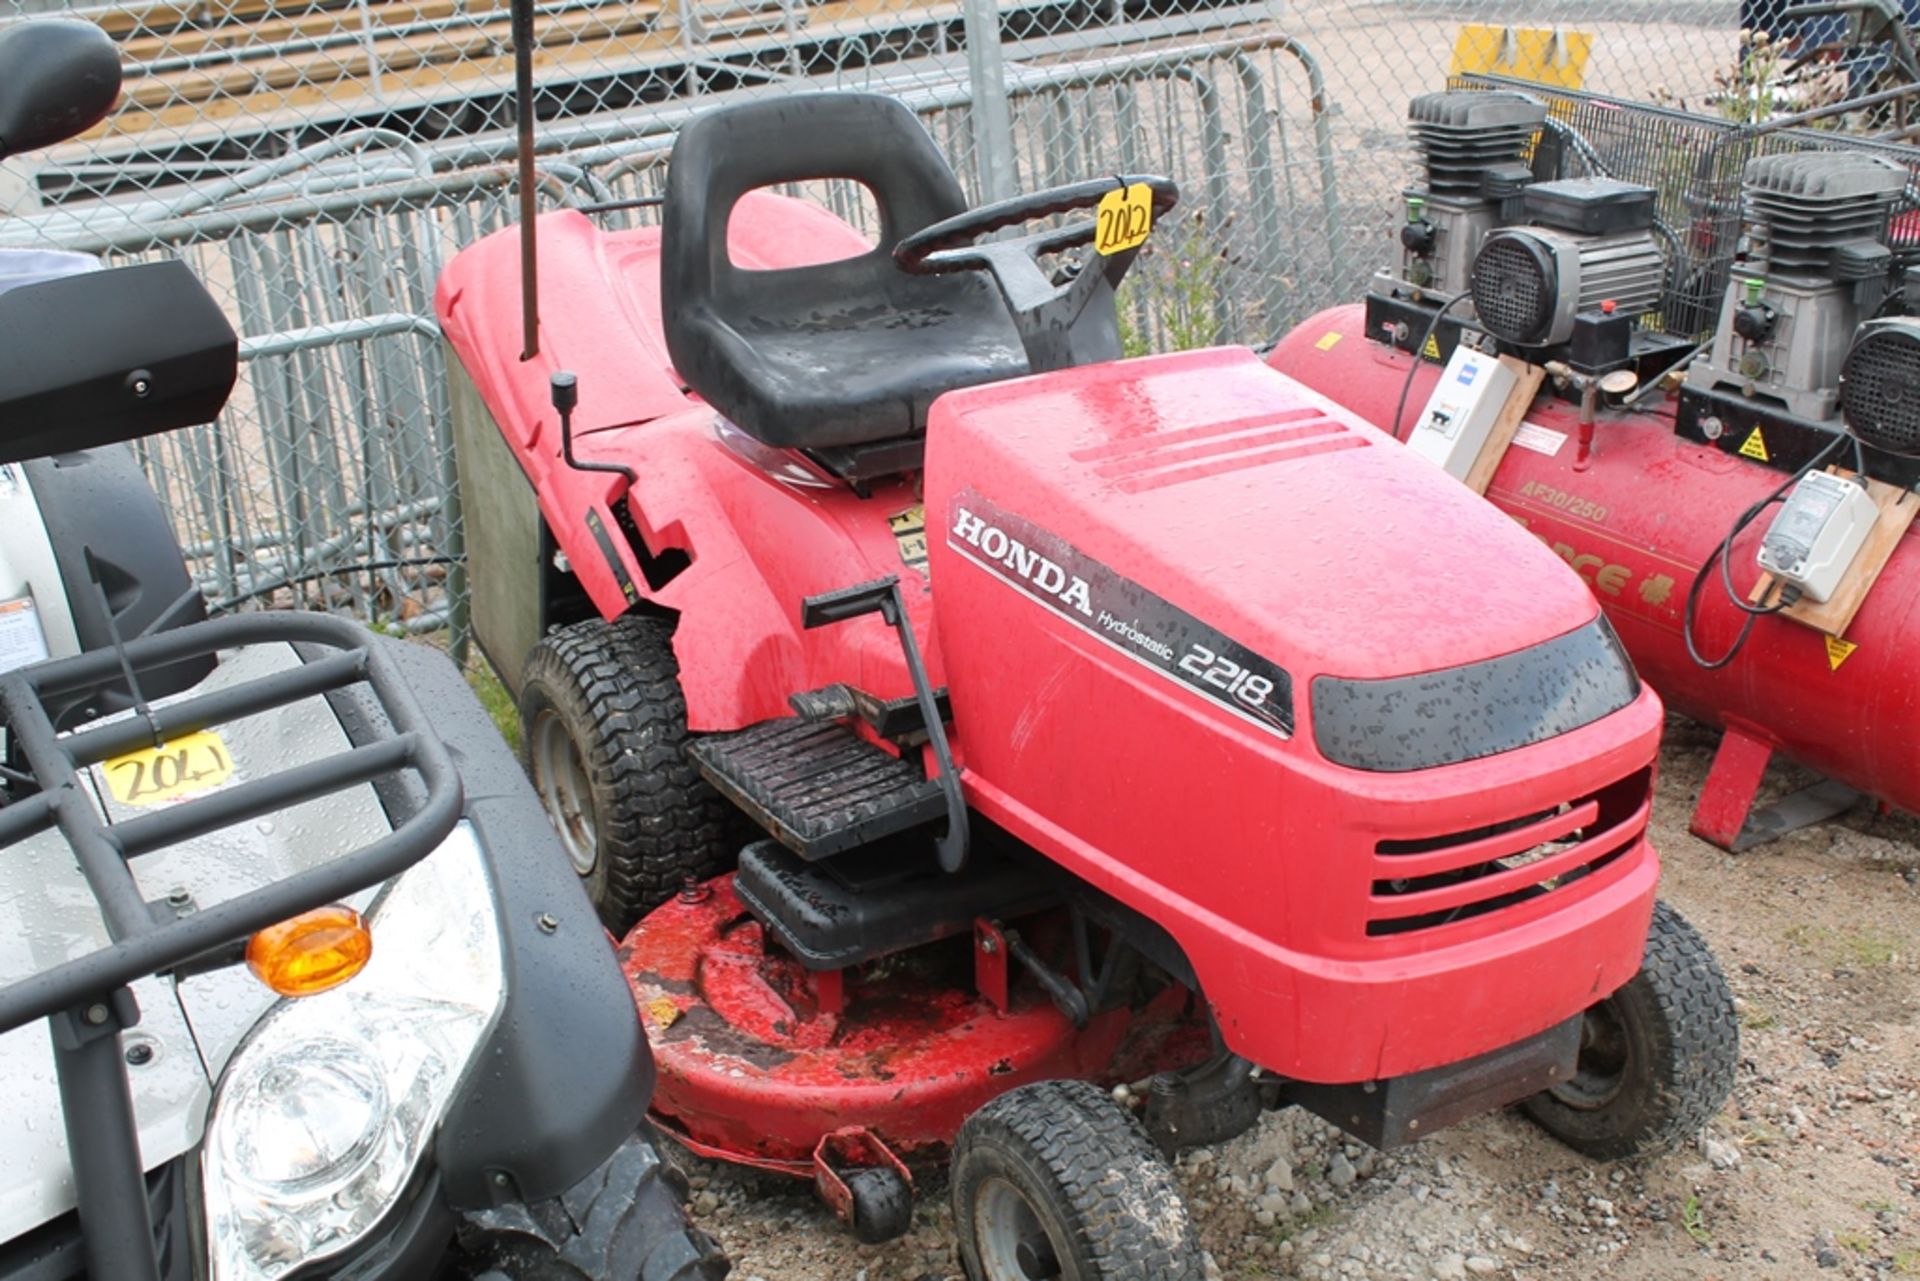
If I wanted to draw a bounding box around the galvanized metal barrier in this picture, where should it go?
[0,20,1345,646]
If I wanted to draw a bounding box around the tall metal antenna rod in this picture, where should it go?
[512,0,539,360]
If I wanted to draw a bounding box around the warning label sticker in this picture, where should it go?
[1512,422,1568,458]
[1825,635,1858,671]
[1314,331,1343,351]
[1739,427,1770,462]
[889,505,928,573]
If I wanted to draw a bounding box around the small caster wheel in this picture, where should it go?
[846,1166,913,1243]
[951,1079,1206,1281]
[1522,899,1739,1159]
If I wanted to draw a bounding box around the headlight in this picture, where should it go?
[202,821,505,1281]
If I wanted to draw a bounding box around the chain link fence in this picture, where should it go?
[0,0,1761,655]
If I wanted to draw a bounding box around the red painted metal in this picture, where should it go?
[445,193,1675,1178]
[974,918,1010,1014]
[1267,303,1920,840]
[436,198,931,733]
[926,350,1660,1083]
[811,966,846,1017]
[1689,727,1775,848]
[620,879,1204,1171]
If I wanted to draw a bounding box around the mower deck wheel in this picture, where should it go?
[951,1079,1205,1281]
[846,1166,914,1244]
[518,615,733,933]
[1521,899,1739,1160]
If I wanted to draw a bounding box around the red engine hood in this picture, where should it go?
[925,347,1598,684]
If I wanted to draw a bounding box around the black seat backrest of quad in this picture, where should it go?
[660,93,1027,457]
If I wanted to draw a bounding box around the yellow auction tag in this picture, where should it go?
[104,729,234,807]
[1094,183,1154,256]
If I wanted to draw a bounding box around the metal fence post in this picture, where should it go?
[962,0,1018,202]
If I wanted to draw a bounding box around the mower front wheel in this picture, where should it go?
[1521,900,1738,1160]
[519,616,734,934]
[951,1079,1206,1281]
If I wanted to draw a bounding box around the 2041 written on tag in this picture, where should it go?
[105,729,235,807]
[1094,183,1154,256]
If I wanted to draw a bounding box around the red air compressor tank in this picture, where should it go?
[1268,303,1920,848]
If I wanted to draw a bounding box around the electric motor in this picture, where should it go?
[1470,225,1665,346]
[1839,317,1920,457]
[1466,177,1664,347]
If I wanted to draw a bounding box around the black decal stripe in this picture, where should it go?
[947,489,1294,737]
[585,509,641,605]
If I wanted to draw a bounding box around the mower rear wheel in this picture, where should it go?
[951,1079,1205,1281]
[519,616,733,933]
[1521,900,1738,1160]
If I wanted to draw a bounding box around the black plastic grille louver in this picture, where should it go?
[1471,231,1556,344]
[1841,319,1920,457]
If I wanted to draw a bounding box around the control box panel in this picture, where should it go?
[1408,346,1519,481]
[1758,470,1878,603]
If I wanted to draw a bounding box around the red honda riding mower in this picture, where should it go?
[437,92,1738,1277]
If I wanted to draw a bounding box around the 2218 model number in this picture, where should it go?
[1178,643,1276,709]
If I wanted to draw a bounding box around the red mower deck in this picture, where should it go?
[621,878,1206,1174]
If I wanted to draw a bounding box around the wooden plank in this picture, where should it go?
[98,0,362,40]
[125,2,662,109]
[1461,355,1546,496]
[121,0,469,62]
[94,3,203,40]
[1748,468,1920,639]
[86,0,950,144]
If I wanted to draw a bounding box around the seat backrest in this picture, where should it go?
[660,93,982,444]
[661,92,967,314]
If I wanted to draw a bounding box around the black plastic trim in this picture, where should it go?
[1677,383,1920,489]
[1283,1014,1582,1149]
[22,445,212,729]
[0,262,236,464]
[1311,616,1640,773]
[0,1159,192,1281]
[323,636,653,1209]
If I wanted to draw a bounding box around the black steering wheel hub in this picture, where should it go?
[893,175,1179,374]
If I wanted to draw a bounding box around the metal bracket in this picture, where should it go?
[1690,726,1864,851]
[811,1127,912,1230]
[973,917,1010,1013]
[50,989,160,1281]
[800,577,969,872]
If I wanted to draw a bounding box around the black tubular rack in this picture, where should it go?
[0,611,462,1281]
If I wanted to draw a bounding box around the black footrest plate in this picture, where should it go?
[733,839,1059,969]
[688,718,945,859]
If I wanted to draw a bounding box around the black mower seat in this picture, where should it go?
[660,93,1027,453]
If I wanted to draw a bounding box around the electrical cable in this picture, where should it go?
[1541,115,1608,178]
[1681,430,1852,669]
[207,556,461,616]
[1391,290,1474,441]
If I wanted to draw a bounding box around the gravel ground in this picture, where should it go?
[674,713,1920,1280]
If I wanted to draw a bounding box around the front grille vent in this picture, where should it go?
[1366,768,1651,938]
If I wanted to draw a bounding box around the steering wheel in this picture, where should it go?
[893,175,1179,373]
